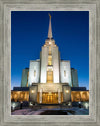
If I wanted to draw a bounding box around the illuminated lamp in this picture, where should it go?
[65,90,69,93]
[31,90,35,93]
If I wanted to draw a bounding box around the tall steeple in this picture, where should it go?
[44,14,55,46]
[48,14,52,39]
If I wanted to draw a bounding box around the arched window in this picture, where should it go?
[48,55,52,65]
[64,70,66,77]
[34,70,36,77]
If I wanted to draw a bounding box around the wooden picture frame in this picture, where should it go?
[0,0,100,126]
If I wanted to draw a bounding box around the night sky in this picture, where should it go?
[11,11,89,90]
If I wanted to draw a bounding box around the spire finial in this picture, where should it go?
[48,13,52,39]
[49,13,51,19]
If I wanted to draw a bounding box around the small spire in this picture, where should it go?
[49,13,51,19]
[48,13,52,39]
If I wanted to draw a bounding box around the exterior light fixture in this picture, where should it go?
[58,101,61,103]
[31,90,35,93]
[30,102,33,106]
[12,103,15,108]
[11,102,16,110]
[68,102,71,106]
[65,90,69,93]
[79,101,81,104]
[85,102,89,109]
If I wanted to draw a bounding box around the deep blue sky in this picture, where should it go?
[11,11,89,90]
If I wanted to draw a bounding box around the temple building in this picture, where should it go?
[11,14,89,105]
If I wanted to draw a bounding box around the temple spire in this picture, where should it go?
[48,13,52,39]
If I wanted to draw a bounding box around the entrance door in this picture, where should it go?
[37,92,63,104]
[42,92,59,104]
[47,95,53,104]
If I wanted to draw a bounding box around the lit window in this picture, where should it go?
[47,71,53,83]
[48,55,52,65]
[48,46,52,55]
[64,70,66,77]
[34,70,36,77]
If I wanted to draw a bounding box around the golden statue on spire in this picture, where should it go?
[49,13,51,19]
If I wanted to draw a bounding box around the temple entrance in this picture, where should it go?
[37,92,63,104]
[47,95,53,103]
[42,92,58,104]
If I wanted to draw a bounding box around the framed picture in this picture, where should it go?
[11,11,89,115]
[0,0,100,126]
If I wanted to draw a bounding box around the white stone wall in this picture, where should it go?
[38,83,63,92]
[40,46,48,83]
[60,60,72,86]
[40,45,60,83]
[52,46,60,83]
[28,60,40,86]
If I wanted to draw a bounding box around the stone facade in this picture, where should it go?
[28,60,40,85]
[60,61,72,86]
[40,46,48,83]
[38,83,67,92]
[52,46,60,83]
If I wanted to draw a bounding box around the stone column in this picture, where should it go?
[39,89,42,103]
[29,85,38,104]
[58,88,61,103]
[62,85,71,103]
